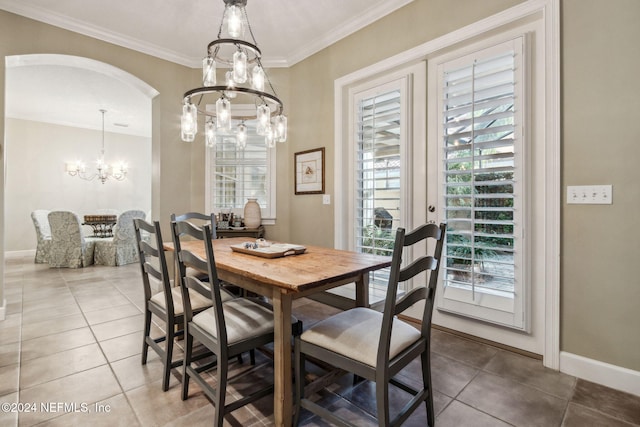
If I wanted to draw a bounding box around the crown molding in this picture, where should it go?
[1,0,414,69]
[286,0,414,66]
[0,0,196,67]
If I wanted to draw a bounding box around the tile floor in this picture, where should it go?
[1,253,640,426]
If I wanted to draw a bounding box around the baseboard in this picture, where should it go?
[5,249,35,258]
[0,298,6,321]
[560,351,640,397]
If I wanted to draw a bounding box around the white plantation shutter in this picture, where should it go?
[211,135,269,209]
[436,38,528,330]
[354,87,404,289]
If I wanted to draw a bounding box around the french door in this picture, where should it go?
[428,31,547,354]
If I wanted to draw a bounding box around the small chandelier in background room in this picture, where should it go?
[66,109,128,184]
[180,0,287,149]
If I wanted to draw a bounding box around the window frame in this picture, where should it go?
[336,63,427,251]
[327,63,426,303]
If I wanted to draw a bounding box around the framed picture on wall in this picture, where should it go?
[294,147,325,195]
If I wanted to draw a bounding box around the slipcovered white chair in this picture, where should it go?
[94,209,146,266]
[48,211,98,268]
[31,209,52,264]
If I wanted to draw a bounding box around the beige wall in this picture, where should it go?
[286,0,524,248]
[561,0,640,370]
[1,0,639,374]
[284,0,640,373]
[0,10,198,232]
[0,9,197,314]
[4,119,152,251]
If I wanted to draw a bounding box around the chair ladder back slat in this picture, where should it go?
[171,212,218,239]
[398,255,438,283]
[402,222,442,246]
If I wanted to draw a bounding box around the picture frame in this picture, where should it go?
[294,147,325,195]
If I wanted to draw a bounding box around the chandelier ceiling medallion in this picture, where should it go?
[66,109,128,184]
[180,0,287,149]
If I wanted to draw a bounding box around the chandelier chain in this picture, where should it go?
[242,6,258,51]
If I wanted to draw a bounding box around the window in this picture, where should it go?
[354,88,403,289]
[206,118,276,222]
[434,38,527,330]
[333,63,425,303]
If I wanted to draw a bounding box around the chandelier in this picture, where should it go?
[66,109,128,184]
[180,0,287,148]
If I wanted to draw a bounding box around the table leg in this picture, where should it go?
[354,272,370,308]
[271,290,293,427]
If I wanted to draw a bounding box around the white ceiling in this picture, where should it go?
[6,55,156,137]
[2,0,412,137]
[0,0,412,67]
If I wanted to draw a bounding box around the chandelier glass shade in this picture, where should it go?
[180,0,287,148]
[66,109,128,184]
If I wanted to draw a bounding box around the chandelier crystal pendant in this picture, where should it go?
[180,0,288,149]
[66,109,128,184]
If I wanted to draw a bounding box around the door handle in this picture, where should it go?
[427,205,436,224]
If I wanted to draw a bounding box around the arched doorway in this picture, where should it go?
[4,54,158,253]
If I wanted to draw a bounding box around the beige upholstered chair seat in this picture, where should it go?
[150,287,219,316]
[300,307,421,368]
[192,298,275,345]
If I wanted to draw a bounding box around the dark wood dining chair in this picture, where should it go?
[294,222,446,427]
[170,220,303,426]
[134,218,222,391]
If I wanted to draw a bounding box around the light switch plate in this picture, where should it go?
[322,194,331,205]
[567,185,612,204]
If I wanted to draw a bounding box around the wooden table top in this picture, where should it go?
[165,237,392,293]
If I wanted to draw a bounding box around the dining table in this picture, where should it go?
[83,214,117,238]
[164,236,392,427]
